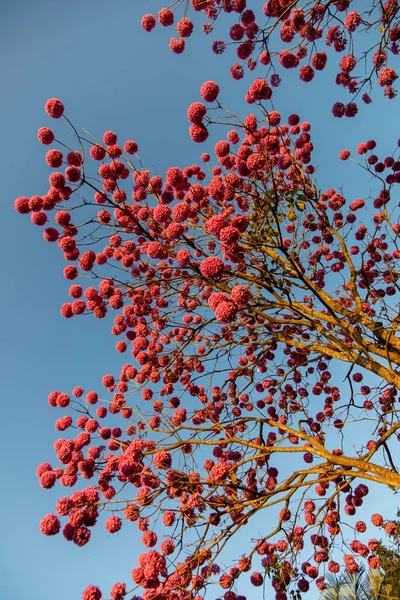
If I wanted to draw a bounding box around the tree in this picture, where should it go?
[13,1,400,600]
[375,511,400,598]
[320,537,400,600]
[320,564,385,600]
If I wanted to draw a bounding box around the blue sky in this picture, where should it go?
[1,1,400,599]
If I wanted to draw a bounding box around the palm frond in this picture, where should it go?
[320,565,384,600]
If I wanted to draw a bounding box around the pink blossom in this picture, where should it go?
[38,127,55,144]
[147,242,165,259]
[250,572,263,586]
[200,80,220,102]
[40,513,61,536]
[248,78,272,101]
[344,11,361,32]
[187,102,206,123]
[45,98,65,119]
[215,301,237,323]
[169,37,185,54]
[204,214,229,235]
[158,8,174,26]
[82,585,102,600]
[200,256,224,278]
[339,149,351,160]
[208,292,229,310]
[142,530,158,547]
[153,451,172,469]
[340,54,357,72]
[385,521,398,535]
[141,14,156,31]
[105,515,122,533]
[371,513,383,526]
[378,67,398,86]
[160,538,175,555]
[312,52,327,70]
[189,122,209,142]
[110,582,127,599]
[177,18,194,38]
[176,249,191,266]
[300,66,315,82]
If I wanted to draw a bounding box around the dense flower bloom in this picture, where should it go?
[169,37,185,54]
[200,256,224,278]
[55,415,73,431]
[378,67,398,86]
[124,140,138,154]
[344,11,361,32]
[162,511,175,526]
[204,214,229,235]
[46,149,63,167]
[147,241,164,258]
[124,504,140,521]
[340,54,357,72]
[66,151,82,166]
[250,572,264,586]
[311,52,327,71]
[355,520,367,532]
[142,530,158,547]
[208,292,229,310]
[248,78,272,101]
[40,513,60,535]
[219,225,240,244]
[158,8,174,26]
[298,578,310,592]
[385,521,398,535]
[160,538,175,555]
[214,140,230,157]
[101,374,114,388]
[350,198,365,211]
[86,391,98,405]
[110,582,127,599]
[153,205,171,222]
[230,63,244,80]
[339,149,351,160]
[82,585,102,600]
[200,80,220,102]
[45,98,64,118]
[166,167,184,187]
[177,18,194,37]
[166,222,184,239]
[36,462,53,477]
[73,526,91,546]
[231,285,251,306]
[187,101,207,123]
[299,66,315,82]
[332,102,346,118]
[141,14,156,31]
[368,555,380,569]
[189,122,209,142]
[90,144,106,160]
[15,196,31,214]
[38,127,55,145]
[153,451,172,469]
[17,8,400,600]
[176,249,191,266]
[215,301,237,322]
[40,471,57,488]
[279,50,299,69]
[105,515,122,533]
[209,461,232,482]
[371,513,383,526]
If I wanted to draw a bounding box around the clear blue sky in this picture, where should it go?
[1,1,399,599]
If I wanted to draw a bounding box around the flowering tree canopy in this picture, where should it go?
[14,1,400,600]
